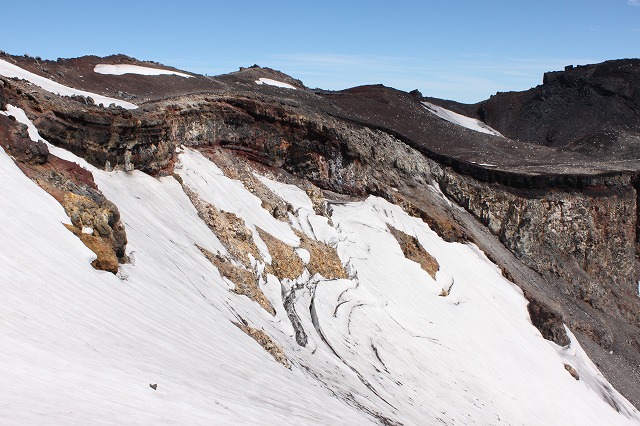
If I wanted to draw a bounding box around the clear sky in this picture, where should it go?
[3,1,639,103]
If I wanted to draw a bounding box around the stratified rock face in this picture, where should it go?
[33,106,174,175]
[165,97,369,194]
[441,171,638,298]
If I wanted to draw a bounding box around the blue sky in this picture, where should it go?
[3,1,639,102]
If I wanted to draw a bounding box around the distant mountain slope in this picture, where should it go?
[477,59,640,159]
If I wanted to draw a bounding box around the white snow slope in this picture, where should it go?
[0,59,137,109]
[255,77,297,89]
[422,101,503,137]
[1,104,639,425]
[94,64,192,78]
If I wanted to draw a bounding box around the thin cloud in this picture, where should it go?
[629,0,640,6]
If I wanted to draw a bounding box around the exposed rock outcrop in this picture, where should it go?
[234,321,291,368]
[0,112,127,273]
[298,234,349,280]
[0,114,48,164]
[181,184,262,266]
[526,297,570,347]
[258,229,305,281]
[387,224,439,280]
[439,170,638,300]
[198,245,276,316]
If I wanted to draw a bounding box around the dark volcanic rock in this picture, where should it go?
[33,106,174,175]
[478,59,640,159]
[439,169,638,296]
[0,114,48,164]
[526,297,570,347]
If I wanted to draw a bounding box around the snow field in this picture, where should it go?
[0,108,374,424]
[94,64,192,78]
[255,77,297,89]
[422,101,503,137]
[1,103,639,424]
[322,196,639,424]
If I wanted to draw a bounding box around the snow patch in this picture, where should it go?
[422,101,503,137]
[94,64,192,78]
[295,247,311,264]
[255,77,296,89]
[427,179,453,207]
[0,59,137,109]
[254,173,314,212]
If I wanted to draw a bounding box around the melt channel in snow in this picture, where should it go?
[256,168,640,425]
[94,64,192,78]
[422,101,503,137]
[0,59,137,109]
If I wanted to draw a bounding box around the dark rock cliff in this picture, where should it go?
[478,59,640,157]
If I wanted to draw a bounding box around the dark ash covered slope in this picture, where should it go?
[478,59,640,159]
